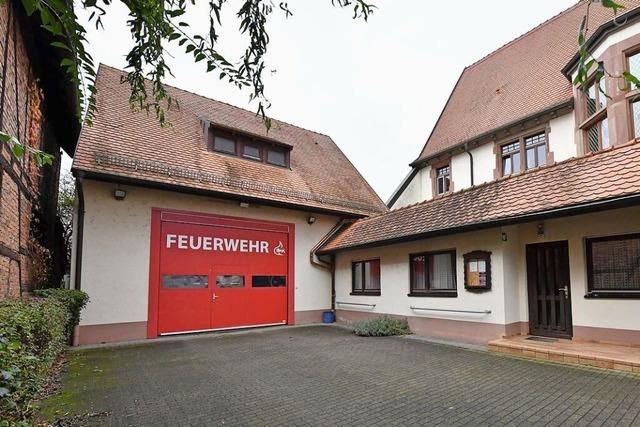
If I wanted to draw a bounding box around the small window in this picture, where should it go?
[435,166,451,195]
[501,141,520,176]
[524,133,547,169]
[351,259,381,295]
[252,275,286,287]
[213,135,236,154]
[266,149,287,167]
[242,143,262,161]
[216,275,244,288]
[463,251,491,291]
[632,100,640,139]
[162,275,208,289]
[585,78,606,117]
[586,234,640,298]
[409,251,457,297]
[628,52,640,89]
[586,117,610,153]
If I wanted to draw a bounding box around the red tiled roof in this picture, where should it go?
[415,1,640,162]
[72,65,387,216]
[319,141,640,253]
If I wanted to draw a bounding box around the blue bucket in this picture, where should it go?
[322,310,335,324]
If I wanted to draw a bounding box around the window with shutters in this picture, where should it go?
[586,234,640,298]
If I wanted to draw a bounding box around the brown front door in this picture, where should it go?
[526,241,573,339]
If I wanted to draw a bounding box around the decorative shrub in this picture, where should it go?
[0,289,89,424]
[33,289,89,341]
[352,315,411,337]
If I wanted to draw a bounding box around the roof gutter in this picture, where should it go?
[318,192,640,254]
[309,219,353,270]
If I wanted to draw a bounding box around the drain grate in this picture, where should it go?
[526,336,559,343]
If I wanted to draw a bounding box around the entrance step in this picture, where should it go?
[488,335,640,373]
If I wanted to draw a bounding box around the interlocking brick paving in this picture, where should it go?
[41,326,640,426]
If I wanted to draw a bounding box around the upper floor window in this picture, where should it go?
[213,133,236,155]
[352,259,381,295]
[580,78,609,153]
[632,100,640,139]
[501,141,520,175]
[409,250,457,297]
[500,131,547,177]
[586,117,610,153]
[435,165,451,195]
[628,52,640,86]
[208,126,290,168]
[525,133,547,169]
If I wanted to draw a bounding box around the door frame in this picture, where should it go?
[525,240,573,339]
[147,207,296,339]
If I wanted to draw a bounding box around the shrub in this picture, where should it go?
[352,315,411,337]
[33,289,89,341]
[0,289,88,424]
[0,298,67,423]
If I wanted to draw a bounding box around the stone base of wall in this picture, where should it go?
[295,310,326,324]
[573,325,640,346]
[335,309,512,344]
[75,321,148,346]
[76,311,329,345]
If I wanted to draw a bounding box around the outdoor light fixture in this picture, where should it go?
[307,216,317,225]
[537,223,545,236]
[113,189,126,201]
[501,232,508,242]
[239,202,250,208]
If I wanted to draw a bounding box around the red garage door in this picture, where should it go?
[147,209,295,337]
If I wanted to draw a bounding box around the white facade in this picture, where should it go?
[73,179,336,334]
[333,205,640,344]
[390,111,577,209]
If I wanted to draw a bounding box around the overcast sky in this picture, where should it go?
[66,0,578,201]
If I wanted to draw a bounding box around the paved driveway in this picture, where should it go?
[42,325,640,426]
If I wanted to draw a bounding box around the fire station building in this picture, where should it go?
[70,65,386,345]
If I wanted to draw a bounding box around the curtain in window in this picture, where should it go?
[431,253,455,290]
[412,256,426,290]
[364,260,380,290]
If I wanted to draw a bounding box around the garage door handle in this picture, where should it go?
[212,293,219,301]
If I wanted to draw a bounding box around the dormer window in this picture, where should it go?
[213,133,236,155]
[242,143,262,160]
[207,126,291,168]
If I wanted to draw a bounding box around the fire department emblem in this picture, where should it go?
[273,241,286,256]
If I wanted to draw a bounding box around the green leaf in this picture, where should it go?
[50,41,71,51]
[195,53,205,62]
[601,0,625,14]
[185,44,196,53]
[11,143,25,158]
[623,71,640,89]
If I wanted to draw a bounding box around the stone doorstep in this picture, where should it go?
[487,341,640,373]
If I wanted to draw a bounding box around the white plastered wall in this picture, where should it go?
[334,228,510,326]
[548,113,577,163]
[391,166,432,208]
[74,179,338,326]
[335,205,640,333]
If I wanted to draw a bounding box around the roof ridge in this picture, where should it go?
[97,63,335,141]
[375,139,640,222]
[467,1,584,69]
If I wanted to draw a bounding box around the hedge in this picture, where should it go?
[352,315,411,337]
[0,289,89,425]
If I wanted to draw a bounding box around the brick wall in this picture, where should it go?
[0,1,56,298]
